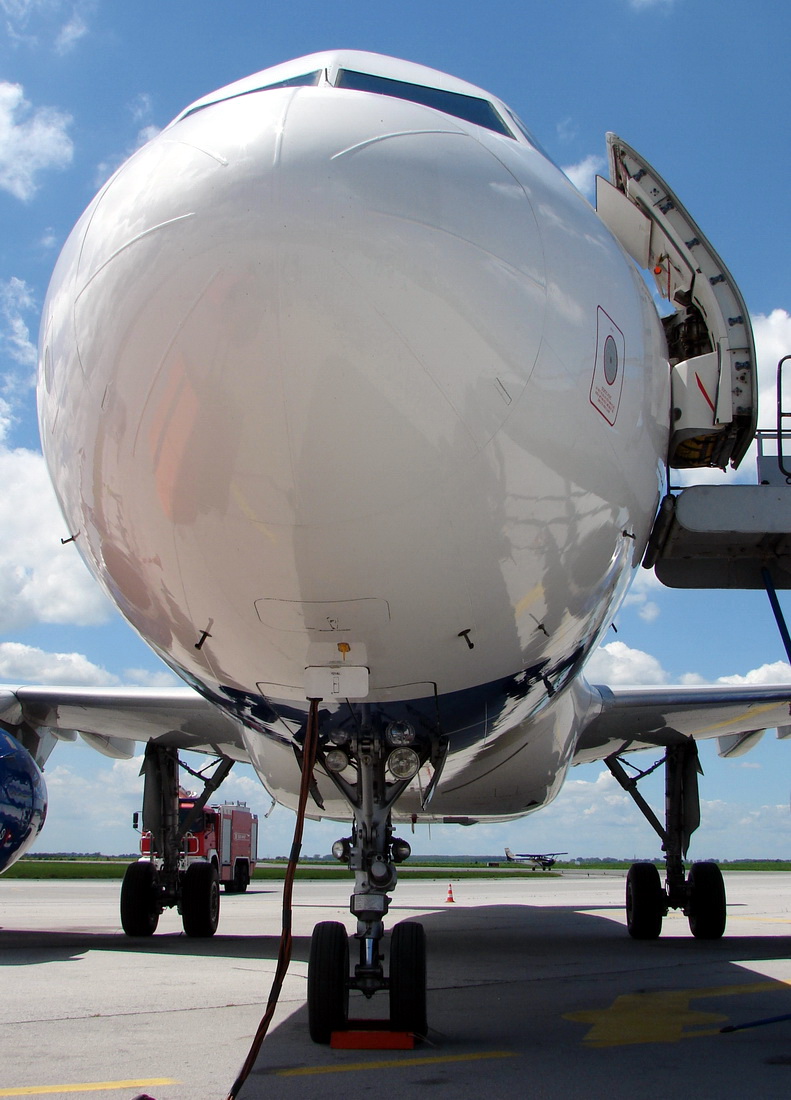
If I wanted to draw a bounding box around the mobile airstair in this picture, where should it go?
[643,356,791,596]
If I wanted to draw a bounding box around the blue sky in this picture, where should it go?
[2,0,791,861]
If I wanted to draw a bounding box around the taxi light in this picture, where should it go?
[332,837,351,862]
[325,748,348,773]
[387,746,420,780]
[391,838,412,863]
[386,721,415,746]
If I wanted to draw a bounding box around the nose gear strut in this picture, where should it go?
[307,709,442,1041]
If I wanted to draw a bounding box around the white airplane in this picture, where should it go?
[2,50,790,1043]
[504,848,567,870]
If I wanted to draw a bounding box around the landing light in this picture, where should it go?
[387,746,420,780]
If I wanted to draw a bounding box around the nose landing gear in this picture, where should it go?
[305,714,441,1042]
[607,740,727,940]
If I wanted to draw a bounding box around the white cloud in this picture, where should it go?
[561,154,606,200]
[123,666,180,688]
[638,601,660,623]
[627,0,677,9]
[0,644,179,689]
[129,92,153,125]
[54,7,87,54]
[0,442,112,630]
[0,81,73,200]
[1,1,93,52]
[43,751,147,850]
[585,640,668,685]
[588,640,791,692]
[556,117,576,144]
[0,640,117,685]
[754,308,791,430]
[715,660,791,686]
[0,276,37,373]
[622,566,664,622]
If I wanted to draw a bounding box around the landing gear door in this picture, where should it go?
[596,134,757,471]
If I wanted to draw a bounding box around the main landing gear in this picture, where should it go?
[120,743,233,938]
[305,712,443,1042]
[606,739,726,941]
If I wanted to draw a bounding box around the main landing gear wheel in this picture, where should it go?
[308,921,349,1043]
[120,861,160,937]
[181,861,220,937]
[389,921,427,1035]
[687,861,726,940]
[626,862,664,940]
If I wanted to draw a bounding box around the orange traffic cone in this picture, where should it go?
[446,883,455,903]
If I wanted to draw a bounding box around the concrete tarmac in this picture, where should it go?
[2,873,791,1099]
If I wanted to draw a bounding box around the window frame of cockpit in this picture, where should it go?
[333,67,515,138]
[178,65,548,156]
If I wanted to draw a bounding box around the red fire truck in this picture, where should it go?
[141,797,258,893]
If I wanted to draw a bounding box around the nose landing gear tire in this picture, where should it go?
[308,921,350,1043]
[389,920,427,1035]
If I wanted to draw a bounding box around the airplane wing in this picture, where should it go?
[574,682,791,764]
[5,679,791,769]
[0,684,251,765]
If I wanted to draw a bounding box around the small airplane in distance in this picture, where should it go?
[504,848,568,871]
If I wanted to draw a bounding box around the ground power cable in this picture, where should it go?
[224,697,322,1100]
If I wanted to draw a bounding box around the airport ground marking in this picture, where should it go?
[275,1050,517,1076]
[0,1080,179,1096]
[565,979,791,1047]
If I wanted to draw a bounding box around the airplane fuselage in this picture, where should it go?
[38,53,669,822]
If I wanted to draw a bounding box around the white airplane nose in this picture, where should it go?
[64,85,546,531]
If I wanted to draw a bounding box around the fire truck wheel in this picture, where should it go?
[308,921,349,1042]
[181,861,220,937]
[225,861,249,894]
[120,861,160,936]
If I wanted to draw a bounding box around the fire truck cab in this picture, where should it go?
[178,799,258,893]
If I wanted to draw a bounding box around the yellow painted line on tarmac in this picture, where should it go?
[0,1080,179,1096]
[276,1050,517,1077]
[727,914,791,923]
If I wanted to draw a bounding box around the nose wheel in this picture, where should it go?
[307,918,427,1042]
[389,920,427,1035]
[308,921,350,1042]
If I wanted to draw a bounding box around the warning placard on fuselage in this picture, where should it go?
[589,306,625,426]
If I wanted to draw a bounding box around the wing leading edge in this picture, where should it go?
[0,684,250,766]
[574,682,791,765]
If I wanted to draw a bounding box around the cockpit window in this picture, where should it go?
[257,71,323,92]
[182,70,322,119]
[335,69,513,137]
